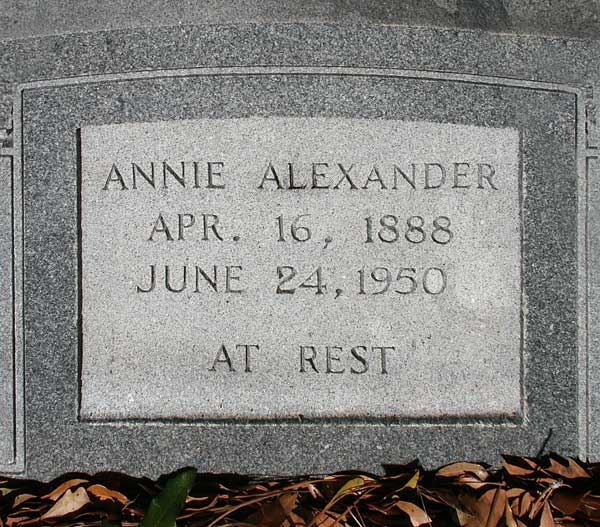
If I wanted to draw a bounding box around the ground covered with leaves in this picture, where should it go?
[1,454,600,527]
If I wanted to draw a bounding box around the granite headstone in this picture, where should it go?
[0,1,598,479]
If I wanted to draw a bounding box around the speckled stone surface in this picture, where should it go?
[1,0,600,41]
[589,157,600,461]
[79,117,521,422]
[0,155,14,466]
[0,6,597,479]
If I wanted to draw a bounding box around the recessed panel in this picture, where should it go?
[17,67,579,478]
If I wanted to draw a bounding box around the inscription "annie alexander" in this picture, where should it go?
[102,159,497,192]
[79,118,521,420]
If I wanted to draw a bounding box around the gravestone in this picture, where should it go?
[0,1,599,479]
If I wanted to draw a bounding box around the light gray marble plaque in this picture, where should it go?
[79,117,521,421]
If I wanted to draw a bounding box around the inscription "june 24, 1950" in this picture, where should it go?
[79,117,521,421]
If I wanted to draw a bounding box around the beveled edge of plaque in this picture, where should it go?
[10,66,589,462]
[75,117,525,427]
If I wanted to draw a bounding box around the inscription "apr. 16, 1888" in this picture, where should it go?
[79,118,521,421]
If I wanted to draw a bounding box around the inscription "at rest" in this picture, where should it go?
[198,343,395,375]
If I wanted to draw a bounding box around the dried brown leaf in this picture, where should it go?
[530,485,560,520]
[5,516,31,527]
[178,495,220,519]
[506,488,525,499]
[282,511,306,527]
[41,487,91,520]
[41,479,88,502]
[484,488,507,527]
[244,493,298,527]
[551,489,584,516]
[515,492,535,517]
[280,493,298,513]
[505,502,518,527]
[546,457,590,480]
[580,493,600,519]
[12,495,37,508]
[455,508,474,526]
[436,463,488,481]
[394,500,431,527]
[87,484,129,505]
[420,487,463,510]
[457,475,493,490]
[313,512,339,527]
[9,505,44,516]
[245,501,286,527]
[502,459,536,477]
[540,501,555,527]
[398,471,420,492]
[581,493,600,508]
[461,488,507,527]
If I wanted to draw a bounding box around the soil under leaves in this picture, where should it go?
[1,453,600,527]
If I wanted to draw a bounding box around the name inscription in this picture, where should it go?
[80,118,521,420]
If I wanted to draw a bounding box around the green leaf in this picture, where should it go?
[140,468,197,527]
